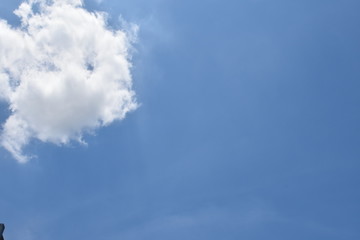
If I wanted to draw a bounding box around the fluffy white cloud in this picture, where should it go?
[0,0,138,162]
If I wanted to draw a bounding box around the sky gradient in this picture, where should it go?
[0,0,360,239]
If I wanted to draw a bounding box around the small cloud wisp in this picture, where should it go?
[0,0,138,162]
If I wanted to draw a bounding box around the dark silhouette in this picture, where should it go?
[0,223,4,240]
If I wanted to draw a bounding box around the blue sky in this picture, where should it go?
[0,0,360,239]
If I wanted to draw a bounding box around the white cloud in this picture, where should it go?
[0,0,138,162]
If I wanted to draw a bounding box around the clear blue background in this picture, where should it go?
[0,0,360,239]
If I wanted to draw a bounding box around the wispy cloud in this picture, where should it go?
[0,0,138,162]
